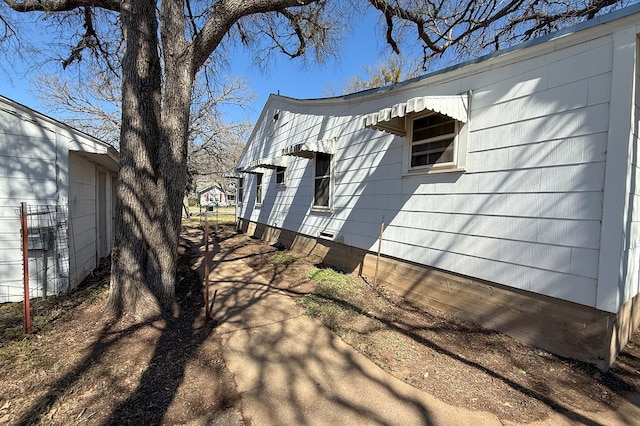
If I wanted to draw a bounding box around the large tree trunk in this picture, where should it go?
[103,0,323,320]
[158,0,194,312]
[107,0,177,320]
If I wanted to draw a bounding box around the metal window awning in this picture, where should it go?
[364,94,469,136]
[235,165,270,174]
[282,139,337,159]
[248,156,288,169]
[235,166,249,173]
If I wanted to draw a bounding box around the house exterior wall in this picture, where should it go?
[200,186,228,207]
[628,36,640,302]
[68,153,96,288]
[237,8,640,369]
[616,32,640,309]
[0,96,118,303]
[238,17,628,311]
[0,103,69,302]
[600,31,640,359]
[67,153,117,291]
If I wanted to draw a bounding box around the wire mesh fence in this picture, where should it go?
[21,203,70,300]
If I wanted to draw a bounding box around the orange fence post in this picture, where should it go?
[204,215,210,320]
[20,202,31,334]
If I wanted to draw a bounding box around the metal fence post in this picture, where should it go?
[20,202,31,334]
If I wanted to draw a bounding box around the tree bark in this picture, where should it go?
[107,0,170,320]
[156,0,194,315]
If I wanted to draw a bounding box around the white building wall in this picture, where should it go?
[238,17,637,310]
[0,95,118,303]
[595,26,640,313]
[68,152,98,289]
[200,186,228,207]
[0,101,69,302]
[616,33,640,309]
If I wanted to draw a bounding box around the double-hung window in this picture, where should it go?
[314,153,331,209]
[256,173,263,205]
[409,112,458,169]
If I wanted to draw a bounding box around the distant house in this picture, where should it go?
[199,184,228,208]
[235,5,640,370]
[0,95,119,303]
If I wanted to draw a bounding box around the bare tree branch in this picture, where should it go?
[3,0,119,13]
[191,0,320,72]
[365,0,629,66]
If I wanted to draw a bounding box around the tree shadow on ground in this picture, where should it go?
[12,227,240,425]
[207,226,439,425]
[217,223,640,425]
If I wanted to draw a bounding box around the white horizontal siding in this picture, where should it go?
[398,192,603,220]
[620,77,640,303]
[68,153,96,288]
[386,213,601,249]
[0,107,68,302]
[470,103,610,153]
[469,133,607,172]
[473,80,590,130]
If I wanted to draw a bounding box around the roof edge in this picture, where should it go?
[0,94,119,155]
[271,3,640,105]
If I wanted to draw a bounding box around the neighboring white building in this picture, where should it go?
[236,5,640,370]
[0,95,119,303]
[199,184,228,208]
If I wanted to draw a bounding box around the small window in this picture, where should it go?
[237,178,244,203]
[314,153,331,209]
[410,113,457,168]
[256,173,263,205]
[275,166,286,186]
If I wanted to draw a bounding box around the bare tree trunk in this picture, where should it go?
[107,0,174,320]
[157,0,194,315]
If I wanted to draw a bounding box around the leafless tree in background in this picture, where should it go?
[34,68,251,195]
[324,54,425,96]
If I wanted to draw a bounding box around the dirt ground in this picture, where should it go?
[1,223,640,425]
[215,225,640,425]
[0,237,243,426]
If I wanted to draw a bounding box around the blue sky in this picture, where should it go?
[216,9,393,123]
[1,8,400,125]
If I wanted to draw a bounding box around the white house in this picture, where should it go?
[235,5,640,370]
[0,95,119,303]
[199,184,228,208]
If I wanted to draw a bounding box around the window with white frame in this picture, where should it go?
[275,166,286,187]
[407,112,461,171]
[256,173,263,205]
[314,153,331,209]
[237,178,244,203]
